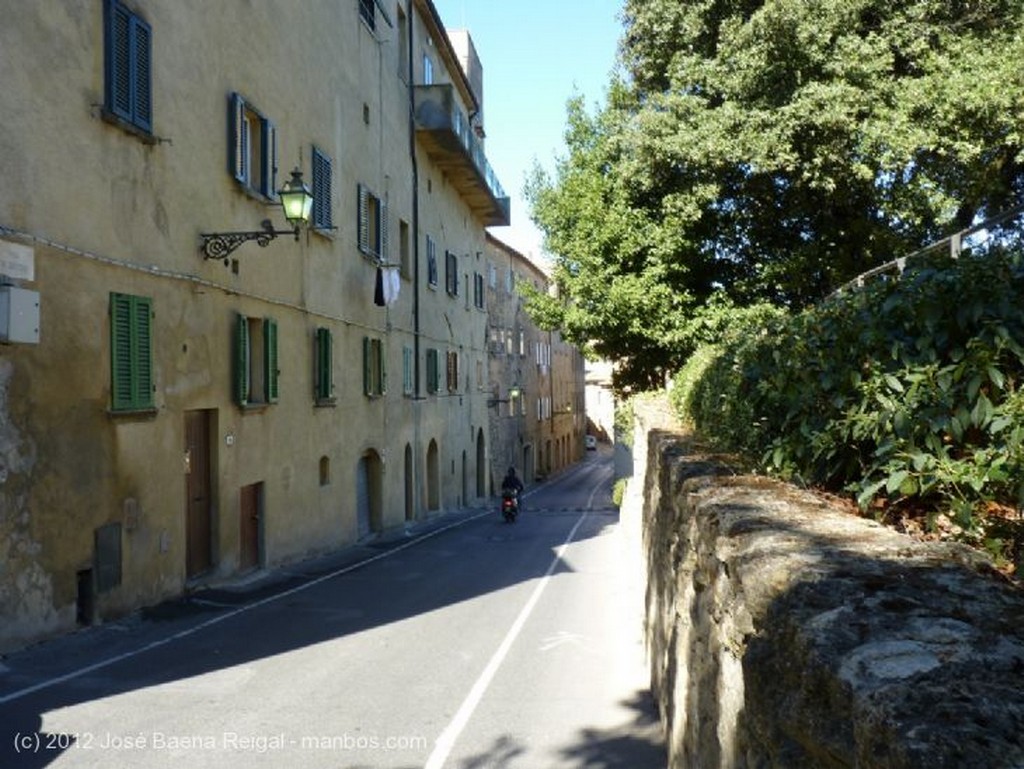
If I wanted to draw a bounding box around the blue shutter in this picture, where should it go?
[104,1,151,132]
[312,148,332,230]
[130,14,152,131]
[229,93,247,183]
[263,118,277,199]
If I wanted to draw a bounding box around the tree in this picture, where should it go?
[526,0,1024,390]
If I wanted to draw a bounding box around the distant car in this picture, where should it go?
[584,435,597,451]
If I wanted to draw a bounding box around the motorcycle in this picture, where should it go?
[501,489,519,523]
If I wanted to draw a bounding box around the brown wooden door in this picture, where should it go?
[184,410,212,579]
[239,482,261,572]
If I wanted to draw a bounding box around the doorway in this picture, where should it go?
[184,410,214,579]
[239,482,262,572]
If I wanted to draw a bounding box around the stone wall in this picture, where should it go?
[629,399,1024,768]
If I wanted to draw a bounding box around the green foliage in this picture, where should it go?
[528,0,1024,390]
[612,478,629,509]
[678,248,1024,531]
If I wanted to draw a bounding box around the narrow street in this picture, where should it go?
[0,452,666,769]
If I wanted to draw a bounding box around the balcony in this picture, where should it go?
[413,84,511,227]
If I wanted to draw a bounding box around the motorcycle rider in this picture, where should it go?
[500,467,524,512]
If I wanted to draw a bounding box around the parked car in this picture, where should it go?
[585,435,597,451]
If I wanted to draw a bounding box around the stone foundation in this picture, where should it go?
[630,399,1024,768]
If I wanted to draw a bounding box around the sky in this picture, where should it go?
[430,0,624,263]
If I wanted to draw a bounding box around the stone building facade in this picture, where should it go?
[0,0,574,651]
[484,234,586,489]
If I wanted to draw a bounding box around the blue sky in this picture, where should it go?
[431,0,624,261]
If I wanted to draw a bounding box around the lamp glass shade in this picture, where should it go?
[279,168,314,226]
[508,386,521,399]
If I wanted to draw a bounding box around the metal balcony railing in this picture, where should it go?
[413,84,511,227]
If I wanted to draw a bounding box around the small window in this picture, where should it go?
[229,93,277,198]
[474,273,485,309]
[399,220,411,279]
[426,236,438,286]
[311,147,333,232]
[446,351,459,393]
[359,0,375,30]
[423,54,434,85]
[103,0,152,134]
[426,348,440,394]
[109,292,154,412]
[235,314,279,407]
[402,346,414,395]
[358,184,387,261]
[314,327,334,404]
[445,251,459,297]
[363,337,386,397]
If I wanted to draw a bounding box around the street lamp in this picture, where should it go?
[488,385,521,407]
[200,167,314,264]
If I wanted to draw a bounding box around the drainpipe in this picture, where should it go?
[407,0,422,514]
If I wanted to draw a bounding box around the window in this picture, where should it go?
[314,327,334,404]
[446,351,459,393]
[426,348,440,394]
[358,184,386,260]
[235,314,278,406]
[426,236,438,286]
[229,93,277,198]
[474,273,485,309]
[109,292,153,412]
[445,251,459,296]
[399,220,411,279]
[402,346,414,395]
[397,8,409,79]
[488,263,497,289]
[359,0,375,30]
[311,147,333,231]
[363,337,386,397]
[423,54,434,85]
[103,0,152,134]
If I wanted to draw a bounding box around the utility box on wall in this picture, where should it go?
[0,285,41,344]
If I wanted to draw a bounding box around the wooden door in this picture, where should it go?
[239,482,261,572]
[184,410,212,579]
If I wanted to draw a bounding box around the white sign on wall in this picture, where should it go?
[0,241,35,281]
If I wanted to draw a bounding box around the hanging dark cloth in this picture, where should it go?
[374,266,385,306]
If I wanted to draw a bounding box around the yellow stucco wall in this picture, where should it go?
[0,0,521,652]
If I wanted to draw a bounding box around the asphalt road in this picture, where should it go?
[0,451,666,768]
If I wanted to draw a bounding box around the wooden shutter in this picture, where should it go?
[106,1,132,121]
[110,293,153,411]
[264,318,279,403]
[312,148,332,229]
[380,197,389,262]
[131,14,152,131]
[234,313,250,406]
[315,327,333,401]
[426,348,438,394]
[263,118,277,199]
[362,337,372,396]
[357,184,369,254]
[229,93,247,183]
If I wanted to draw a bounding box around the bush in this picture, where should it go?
[678,247,1024,535]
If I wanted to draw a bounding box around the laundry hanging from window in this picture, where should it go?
[374,266,401,306]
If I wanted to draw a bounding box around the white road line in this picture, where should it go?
[424,508,590,769]
[0,508,494,706]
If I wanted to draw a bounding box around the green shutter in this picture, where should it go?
[110,293,153,411]
[426,348,438,394]
[234,313,250,406]
[378,339,387,395]
[264,317,279,403]
[363,337,372,396]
